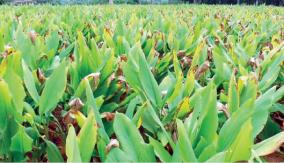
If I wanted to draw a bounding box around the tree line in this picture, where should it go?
[109,0,284,5]
[186,0,284,5]
[114,0,284,6]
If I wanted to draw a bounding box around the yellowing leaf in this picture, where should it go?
[253,131,284,157]
[4,65,26,114]
[66,125,82,163]
[225,120,253,162]
[77,111,97,162]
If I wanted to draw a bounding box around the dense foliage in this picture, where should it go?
[2,0,284,5]
[0,5,283,162]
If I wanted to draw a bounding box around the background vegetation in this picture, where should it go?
[1,0,284,5]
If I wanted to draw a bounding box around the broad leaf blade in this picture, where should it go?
[113,113,156,162]
[39,60,68,115]
[45,140,64,162]
[77,111,97,162]
[66,125,82,162]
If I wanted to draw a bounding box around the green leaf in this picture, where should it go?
[85,81,109,143]
[188,82,218,146]
[103,29,115,48]
[10,126,33,153]
[218,98,255,152]
[195,83,218,145]
[66,125,82,163]
[183,70,195,97]
[198,143,218,161]
[39,60,68,115]
[77,110,97,162]
[99,50,116,82]
[149,137,172,162]
[225,119,253,162]
[105,148,132,162]
[172,119,197,162]
[0,118,18,156]
[4,65,26,114]
[123,44,162,109]
[173,53,182,78]
[0,79,18,155]
[22,60,40,104]
[76,31,98,78]
[191,40,205,68]
[252,87,276,137]
[59,43,74,59]
[45,140,64,162]
[96,138,107,162]
[137,47,162,108]
[259,67,280,92]
[0,30,4,52]
[113,113,156,162]
[212,46,232,84]
[259,53,284,92]
[253,131,284,157]
[167,72,183,106]
[135,102,174,147]
[205,151,227,162]
[239,79,257,106]
[273,86,284,103]
[227,73,239,114]
[0,79,13,129]
[15,27,37,69]
[46,31,60,59]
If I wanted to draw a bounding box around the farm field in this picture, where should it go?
[0,5,284,162]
